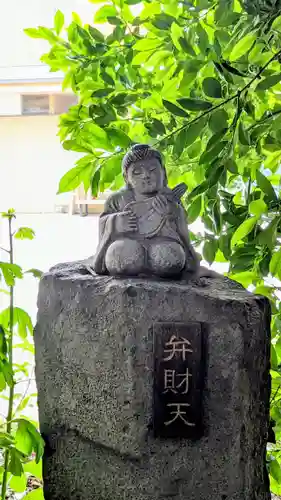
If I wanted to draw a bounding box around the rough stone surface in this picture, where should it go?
[35,261,271,500]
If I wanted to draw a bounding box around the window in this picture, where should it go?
[21,94,50,115]
[20,93,78,116]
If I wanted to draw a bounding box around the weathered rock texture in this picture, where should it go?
[35,261,271,500]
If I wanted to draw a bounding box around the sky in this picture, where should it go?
[0,0,98,68]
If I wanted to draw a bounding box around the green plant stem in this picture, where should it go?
[157,47,281,145]
[1,217,15,500]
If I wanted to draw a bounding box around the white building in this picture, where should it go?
[0,0,102,213]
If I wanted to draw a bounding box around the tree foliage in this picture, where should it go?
[26,0,281,492]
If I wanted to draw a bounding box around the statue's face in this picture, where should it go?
[127,158,165,194]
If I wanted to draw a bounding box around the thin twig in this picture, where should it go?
[247,108,281,132]
[0,246,10,254]
[271,383,281,404]
[13,370,34,417]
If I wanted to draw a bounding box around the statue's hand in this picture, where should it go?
[172,183,187,201]
[152,194,171,215]
[115,211,138,233]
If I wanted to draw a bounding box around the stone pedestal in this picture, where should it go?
[35,261,271,500]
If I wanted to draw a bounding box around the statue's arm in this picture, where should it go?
[177,205,199,273]
[92,197,120,274]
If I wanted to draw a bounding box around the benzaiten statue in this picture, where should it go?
[92,144,199,278]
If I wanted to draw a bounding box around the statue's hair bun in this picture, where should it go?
[122,144,163,176]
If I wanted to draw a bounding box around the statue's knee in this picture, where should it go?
[105,239,145,276]
[148,242,185,277]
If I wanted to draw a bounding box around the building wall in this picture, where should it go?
[0,0,111,213]
[0,93,21,116]
[0,115,81,212]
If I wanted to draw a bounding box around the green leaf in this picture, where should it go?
[92,88,113,98]
[152,118,166,135]
[202,78,222,99]
[94,5,117,23]
[199,142,227,165]
[179,37,196,56]
[8,449,24,477]
[256,73,281,91]
[170,22,183,50]
[134,38,163,51]
[188,196,202,224]
[163,100,189,117]
[203,239,217,264]
[257,217,279,249]
[238,122,250,146]
[13,307,33,339]
[88,26,104,42]
[102,154,122,184]
[207,129,227,150]
[264,151,281,172]
[9,474,27,493]
[24,460,42,480]
[57,157,95,194]
[54,10,64,35]
[0,360,13,387]
[107,16,123,25]
[270,249,281,276]
[14,227,35,240]
[229,271,257,288]
[0,325,7,356]
[229,32,256,61]
[24,28,43,39]
[0,432,15,448]
[2,208,16,219]
[231,216,258,247]
[15,420,34,456]
[271,344,279,371]
[209,109,228,132]
[91,169,101,197]
[197,24,209,55]
[188,180,209,200]
[106,128,131,148]
[35,26,58,43]
[24,488,44,500]
[152,13,175,30]
[173,129,187,158]
[249,199,267,216]
[272,15,281,30]
[14,419,44,463]
[25,268,43,279]
[184,118,206,147]
[256,170,277,201]
[101,71,115,87]
[0,263,23,286]
[0,372,6,391]
[177,98,212,111]
[72,12,82,26]
[208,165,225,187]
[86,123,111,149]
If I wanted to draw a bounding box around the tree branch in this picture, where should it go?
[157,47,281,145]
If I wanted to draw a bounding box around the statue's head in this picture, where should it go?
[122,144,167,195]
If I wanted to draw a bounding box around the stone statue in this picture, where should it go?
[92,144,199,278]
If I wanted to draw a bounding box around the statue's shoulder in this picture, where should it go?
[103,187,134,213]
